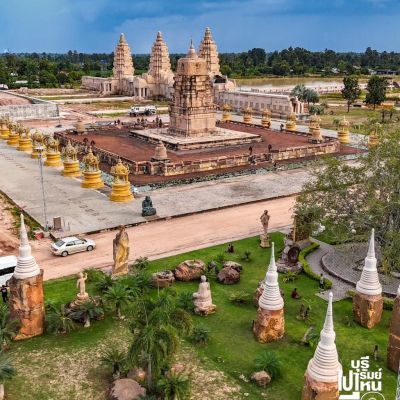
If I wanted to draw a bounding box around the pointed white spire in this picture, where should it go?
[306,293,342,382]
[13,214,40,280]
[356,229,382,296]
[258,242,284,311]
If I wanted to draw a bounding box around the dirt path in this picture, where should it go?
[30,195,295,280]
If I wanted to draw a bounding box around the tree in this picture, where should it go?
[45,304,76,334]
[100,346,126,379]
[104,283,132,319]
[341,76,361,112]
[0,351,15,400]
[291,84,307,100]
[0,305,19,349]
[365,76,387,109]
[303,88,319,105]
[294,127,400,271]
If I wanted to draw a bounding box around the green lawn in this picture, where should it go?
[6,233,397,399]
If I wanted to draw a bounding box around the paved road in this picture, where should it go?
[31,195,295,280]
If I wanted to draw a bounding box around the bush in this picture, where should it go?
[283,270,299,283]
[242,250,252,262]
[254,351,281,379]
[191,326,210,345]
[216,253,226,265]
[177,291,194,313]
[299,243,332,289]
[229,291,251,304]
[131,257,149,272]
[83,268,105,283]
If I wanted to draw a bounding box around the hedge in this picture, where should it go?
[299,242,333,289]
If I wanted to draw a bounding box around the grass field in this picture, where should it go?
[5,233,397,399]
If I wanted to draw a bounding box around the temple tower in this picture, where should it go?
[148,32,172,81]
[113,33,134,93]
[168,43,216,137]
[301,293,342,400]
[9,214,45,340]
[353,229,383,329]
[253,242,285,343]
[199,27,221,76]
[388,285,400,372]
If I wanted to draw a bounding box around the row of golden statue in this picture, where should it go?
[220,103,379,147]
[0,117,134,203]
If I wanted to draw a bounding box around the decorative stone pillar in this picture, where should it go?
[81,148,104,189]
[151,141,169,162]
[243,107,252,124]
[308,114,323,143]
[337,117,350,144]
[261,108,271,128]
[62,140,81,177]
[388,286,400,372]
[9,214,45,340]
[301,293,341,400]
[253,242,285,343]
[222,104,231,122]
[44,135,63,167]
[353,229,383,329]
[109,159,133,202]
[285,112,297,132]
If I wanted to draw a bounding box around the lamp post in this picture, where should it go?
[35,145,49,231]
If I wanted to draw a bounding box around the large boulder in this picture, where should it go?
[217,266,240,284]
[174,260,206,281]
[109,378,146,400]
[150,270,175,288]
[223,261,242,271]
[127,367,146,383]
[251,370,271,387]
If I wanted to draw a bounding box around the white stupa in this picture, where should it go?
[355,229,382,296]
[13,214,41,280]
[306,292,342,382]
[258,242,284,311]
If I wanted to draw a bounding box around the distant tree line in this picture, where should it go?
[1,47,400,88]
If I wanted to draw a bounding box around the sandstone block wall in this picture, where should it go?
[352,292,383,329]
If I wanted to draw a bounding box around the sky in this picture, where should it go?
[0,0,399,54]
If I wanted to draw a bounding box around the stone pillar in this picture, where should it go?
[388,295,400,371]
[301,374,339,400]
[9,270,45,340]
[253,307,284,343]
[352,292,383,329]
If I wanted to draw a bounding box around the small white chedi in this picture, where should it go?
[193,275,216,315]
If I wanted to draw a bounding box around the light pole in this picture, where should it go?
[35,145,50,231]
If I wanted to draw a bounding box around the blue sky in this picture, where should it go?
[0,0,399,53]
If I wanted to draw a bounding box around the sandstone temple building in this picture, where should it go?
[81,28,303,116]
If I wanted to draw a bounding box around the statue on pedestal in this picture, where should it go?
[193,275,216,315]
[112,226,129,277]
[142,196,157,217]
[260,210,271,248]
[76,272,89,303]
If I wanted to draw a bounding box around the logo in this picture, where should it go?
[339,356,384,400]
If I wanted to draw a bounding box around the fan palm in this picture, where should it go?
[45,304,76,334]
[94,273,114,294]
[104,283,132,319]
[0,351,15,400]
[159,372,191,400]
[100,346,126,379]
[70,300,103,328]
[254,351,281,380]
[0,304,20,349]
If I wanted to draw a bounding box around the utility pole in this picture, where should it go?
[36,145,49,231]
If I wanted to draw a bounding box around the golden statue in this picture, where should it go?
[337,117,350,144]
[243,106,253,124]
[62,140,81,177]
[308,114,323,142]
[112,225,129,277]
[44,135,62,167]
[285,112,297,132]
[261,108,271,128]
[222,103,231,122]
[17,127,33,153]
[7,122,20,146]
[81,147,104,189]
[0,117,10,140]
[31,130,45,159]
[109,158,133,202]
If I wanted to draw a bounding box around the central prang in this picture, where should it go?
[168,42,216,137]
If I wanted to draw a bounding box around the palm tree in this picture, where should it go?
[70,300,103,328]
[0,351,15,400]
[159,372,191,400]
[0,304,20,349]
[100,346,126,380]
[104,283,132,319]
[45,304,76,334]
[94,273,114,294]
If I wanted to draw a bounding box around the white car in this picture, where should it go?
[51,237,96,257]
[0,255,17,286]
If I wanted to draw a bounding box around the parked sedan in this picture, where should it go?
[51,236,96,257]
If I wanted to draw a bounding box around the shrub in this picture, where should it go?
[131,257,149,272]
[254,351,281,379]
[242,250,252,261]
[177,291,194,313]
[100,346,126,379]
[191,326,210,345]
[283,270,298,283]
[216,253,226,265]
[46,304,76,334]
[229,291,251,304]
[0,304,20,347]
[83,268,105,283]
[94,273,114,293]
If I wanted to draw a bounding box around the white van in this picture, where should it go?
[0,255,17,286]
[130,105,157,116]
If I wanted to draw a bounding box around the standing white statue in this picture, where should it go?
[259,210,271,248]
[76,272,89,302]
[193,275,216,315]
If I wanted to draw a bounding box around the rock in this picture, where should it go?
[150,270,175,288]
[352,292,383,329]
[109,378,146,400]
[174,259,206,281]
[217,266,240,284]
[301,373,339,400]
[251,371,271,387]
[223,261,242,271]
[127,367,146,383]
[253,307,285,343]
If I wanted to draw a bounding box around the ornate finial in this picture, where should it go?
[119,33,125,43]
